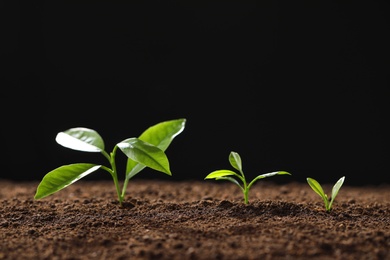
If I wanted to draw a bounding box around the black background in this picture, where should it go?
[1,1,389,185]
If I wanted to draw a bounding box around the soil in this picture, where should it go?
[0,179,389,260]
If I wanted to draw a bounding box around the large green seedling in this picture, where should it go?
[34,118,186,206]
[306,176,345,212]
[205,151,291,204]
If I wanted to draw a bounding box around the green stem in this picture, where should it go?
[239,170,249,204]
[120,176,130,202]
[324,197,331,212]
[103,147,123,206]
[243,188,249,204]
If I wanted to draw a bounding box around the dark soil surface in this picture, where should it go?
[0,179,389,260]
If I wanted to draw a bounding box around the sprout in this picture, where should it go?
[306,176,345,212]
[205,151,291,204]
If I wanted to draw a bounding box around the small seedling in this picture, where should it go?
[34,118,186,206]
[306,176,345,212]
[204,151,291,204]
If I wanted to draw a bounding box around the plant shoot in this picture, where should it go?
[205,151,291,204]
[306,176,345,212]
[34,118,186,206]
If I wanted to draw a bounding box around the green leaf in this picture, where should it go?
[331,176,345,201]
[248,171,291,189]
[124,163,146,181]
[138,118,186,151]
[56,127,105,152]
[118,138,171,175]
[258,171,291,179]
[306,177,326,198]
[329,176,345,209]
[229,151,242,172]
[204,170,236,179]
[34,163,101,199]
[125,118,186,179]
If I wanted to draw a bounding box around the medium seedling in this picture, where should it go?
[34,118,186,206]
[306,176,345,212]
[204,151,291,204]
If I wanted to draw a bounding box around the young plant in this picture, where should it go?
[34,118,186,206]
[306,176,345,212]
[204,151,291,204]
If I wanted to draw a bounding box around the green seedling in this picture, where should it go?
[306,176,345,212]
[204,151,291,204]
[34,118,186,206]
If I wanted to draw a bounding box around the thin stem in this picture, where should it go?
[243,188,249,204]
[120,175,130,202]
[101,165,122,206]
[239,170,249,204]
[104,146,123,206]
[325,196,331,212]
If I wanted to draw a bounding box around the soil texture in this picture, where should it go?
[0,179,389,260]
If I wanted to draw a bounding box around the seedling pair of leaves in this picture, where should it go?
[205,151,291,204]
[34,118,186,206]
[306,176,345,212]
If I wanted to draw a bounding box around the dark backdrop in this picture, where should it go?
[1,1,389,185]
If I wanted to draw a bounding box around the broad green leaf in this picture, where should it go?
[56,127,104,152]
[34,163,101,199]
[125,118,186,179]
[118,138,171,175]
[138,118,186,151]
[204,170,237,179]
[229,151,242,172]
[306,177,326,198]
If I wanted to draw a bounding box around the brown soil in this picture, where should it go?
[0,179,389,260]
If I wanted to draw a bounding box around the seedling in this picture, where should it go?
[204,151,291,204]
[34,118,186,206]
[306,176,345,212]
